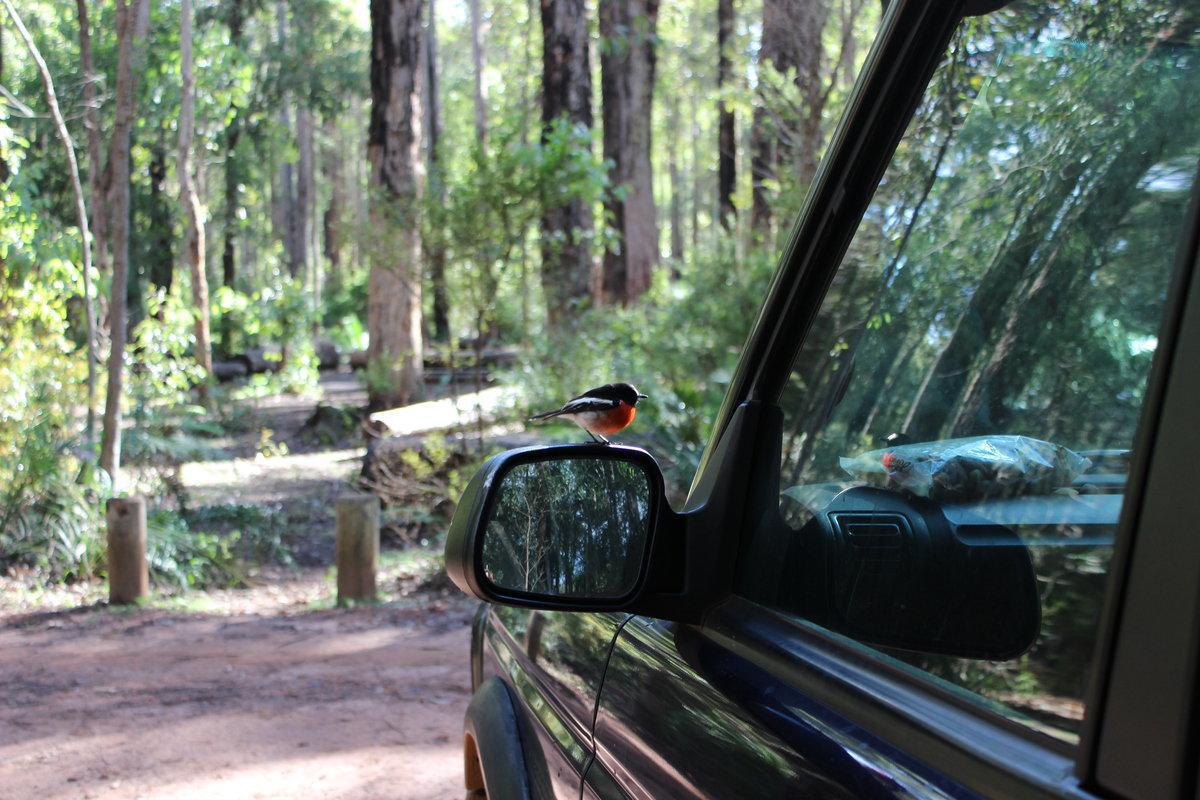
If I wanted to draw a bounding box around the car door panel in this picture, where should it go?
[587,616,968,799]
[484,606,623,798]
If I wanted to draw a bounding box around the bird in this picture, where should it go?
[529,382,648,443]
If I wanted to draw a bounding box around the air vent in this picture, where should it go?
[831,513,910,563]
[845,522,903,559]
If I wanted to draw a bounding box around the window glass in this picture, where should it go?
[738,0,1200,743]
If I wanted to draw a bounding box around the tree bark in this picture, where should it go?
[222,0,247,290]
[468,0,487,146]
[322,119,345,284]
[179,0,212,394]
[2,0,97,449]
[751,0,829,232]
[667,97,684,270]
[274,1,299,275]
[424,0,450,341]
[540,0,594,328]
[297,105,315,280]
[717,0,736,230]
[147,139,173,292]
[749,104,774,235]
[0,27,7,183]
[100,0,149,484]
[689,89,700,250]
[795,0,829,186]
[368,0,425,409]
[599,0,659,303]
[75,0,107,277]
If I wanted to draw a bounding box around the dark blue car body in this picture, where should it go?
[452,0,1200,797]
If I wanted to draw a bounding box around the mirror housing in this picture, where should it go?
[445,444,669,612]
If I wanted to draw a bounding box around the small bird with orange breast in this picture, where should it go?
[529,382,648,443]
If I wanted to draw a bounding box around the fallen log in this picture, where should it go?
[234,346,282,374]
[211,360,249,381]
[367,385,518,437]
[422,346,519,370]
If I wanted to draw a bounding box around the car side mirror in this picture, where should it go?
[445,444,664,610]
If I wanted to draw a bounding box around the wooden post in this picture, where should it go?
[106,496,148,604]
[336,493,380,604]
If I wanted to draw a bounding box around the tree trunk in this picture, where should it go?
[749,105,773,236]
[599,0,660,304]
[540,0,594,328]
[222,0,247,290]
[752,0,829,222]
[368,0,425,409]
[469,0,487,146]
[100,0,149,484]
[279,107,298,274]
[322,120,344,284]
[297,105,315,280]
[667,98,684,271]
[0,27,6,183]
[424,0,450,341]
[147,139,173,292]
[689,89,700,251]
[3,0,97,448]
[179,0,212,394]
[274,1,299,275]
[794,0,829,186]
[75,0,107,277]
[716,0,736,230]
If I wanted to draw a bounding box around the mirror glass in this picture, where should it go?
[481,457,653,598]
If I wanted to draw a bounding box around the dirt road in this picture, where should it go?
[0,588,475,800]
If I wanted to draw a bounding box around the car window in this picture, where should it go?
[737,0,1200,744]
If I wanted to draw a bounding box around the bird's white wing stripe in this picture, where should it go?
[561,396,619,413]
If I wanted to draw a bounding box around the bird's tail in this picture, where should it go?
[529,407,565,421]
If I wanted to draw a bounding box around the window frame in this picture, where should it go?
[691,0,1200,794]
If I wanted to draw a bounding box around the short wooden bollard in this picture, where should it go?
[336,494,380,605]
[106,496,148,605]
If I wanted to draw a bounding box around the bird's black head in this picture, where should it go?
[587,382,648,406]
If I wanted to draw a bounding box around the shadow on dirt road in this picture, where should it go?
[0,589,475,800]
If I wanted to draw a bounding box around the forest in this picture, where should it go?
[0,0,880,591]
[4,0,1200,776]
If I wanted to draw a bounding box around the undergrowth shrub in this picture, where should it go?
[0,160,105,582]
[147,510,244,590]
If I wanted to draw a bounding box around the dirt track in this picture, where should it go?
[0,592,475,800]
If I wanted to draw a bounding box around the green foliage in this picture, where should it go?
[0,425,110,583]
[181,502,294,574]
[320,269,368,350]
[124,291,220,469]
[212,278,320,395]
[429,118,613,340]
[0,125,105,583]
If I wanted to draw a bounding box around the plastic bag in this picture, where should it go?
[838,435,1092,501]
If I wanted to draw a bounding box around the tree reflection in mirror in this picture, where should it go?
[482,458,652,598]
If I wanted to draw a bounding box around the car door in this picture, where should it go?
[481,606,623,799]
[587,0,1200,796]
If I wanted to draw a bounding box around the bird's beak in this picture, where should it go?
[636,393,648,400]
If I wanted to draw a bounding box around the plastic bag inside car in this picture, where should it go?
[839,435,1092,501]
